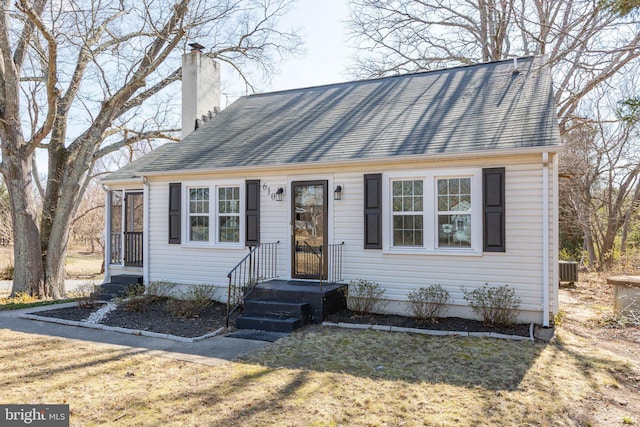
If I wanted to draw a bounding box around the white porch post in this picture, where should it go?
[103,187,111,282]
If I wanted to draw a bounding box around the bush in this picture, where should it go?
[406,284,451,323]
[118,283,148,312]
[76,283,101,309]
[146,281,177,302]
[346,279,388,314]
[166,284,216,318]
[0,263,14,280]
[462,283,521,327]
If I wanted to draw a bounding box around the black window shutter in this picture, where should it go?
[483,168,505,252]
[245,180,260,246]
[168,183,181,244]
[364,173,382,249]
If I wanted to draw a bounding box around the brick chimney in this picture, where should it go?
[181,43,220,138]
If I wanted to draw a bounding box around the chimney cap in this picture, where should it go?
[189,42,205,52]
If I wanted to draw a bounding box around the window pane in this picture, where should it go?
[449,179,459,194]
[190,216,209,241]
[393,214,423,246]
[460,178,471,194]
[393,181,402,196]
[110,191,122,232]
[438,214,471,248]
[219,216,239,242]
[218,186,240,214]
[438,195,448,211]
[438,179,448,195]
[189,188,209,214]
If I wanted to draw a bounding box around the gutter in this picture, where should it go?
[542,152,550,327]
[135,145,564,179]
[100,177,145,186]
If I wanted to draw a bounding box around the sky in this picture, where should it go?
[266,0,354,92]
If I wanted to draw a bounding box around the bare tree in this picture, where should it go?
[560,93,640,269]
[347,0,640,131]
[0,0,302,297]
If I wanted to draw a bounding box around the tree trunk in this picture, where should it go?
[4,153,44,296]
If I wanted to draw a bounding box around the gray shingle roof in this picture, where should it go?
[104,56,561,181]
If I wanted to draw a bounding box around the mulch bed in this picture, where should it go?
[326,310,531,337]
[35,302,531,338]
[35,301,236,338]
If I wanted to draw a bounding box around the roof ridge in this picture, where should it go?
[249,55,538,97]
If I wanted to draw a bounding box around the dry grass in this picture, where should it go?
[65,250,103,279]
[0,246,102,281]
[2,277,640,426]
[0,273,638,425]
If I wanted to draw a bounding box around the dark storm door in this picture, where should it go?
[291,181,328,279]
[124,192,144,267]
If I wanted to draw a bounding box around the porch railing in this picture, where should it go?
[226,241,280,327]
[110,232,122,264]
[325,242,345,287]
[124,231,143,267]
[295,241,345,290]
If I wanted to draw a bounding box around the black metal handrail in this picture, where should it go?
[326,242,345,286]
[226,241,279,327]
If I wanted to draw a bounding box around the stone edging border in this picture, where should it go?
[18,313,225,343]
[322,321,536,342]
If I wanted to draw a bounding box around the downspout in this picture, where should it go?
[542,153,550,327]
[103,185,110,283]
[143,177,150,287]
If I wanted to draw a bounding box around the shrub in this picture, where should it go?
[166,284,216,318]
[76,283,101,309]
[346,279,388,314]
[0,263,14,280]
[406,284,451,323]
[462,283,521,327]
[146,281,177,302]
[599,300,640,329]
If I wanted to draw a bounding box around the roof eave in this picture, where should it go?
[136,145,563,179]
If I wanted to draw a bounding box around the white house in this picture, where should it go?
[102,50,562,328]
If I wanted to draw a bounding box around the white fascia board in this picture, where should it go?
[139,146,563,179]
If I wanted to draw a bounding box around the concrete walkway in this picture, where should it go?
[0,302,271,366]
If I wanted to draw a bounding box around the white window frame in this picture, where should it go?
[182,180,245,247]
[215,185,241,244]
[382,168,482,255]
[187,186,210,243]
[390,179,424,247]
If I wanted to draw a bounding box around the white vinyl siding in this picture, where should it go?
[142,154,558,323]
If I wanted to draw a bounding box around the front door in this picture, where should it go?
[292,181,328,279]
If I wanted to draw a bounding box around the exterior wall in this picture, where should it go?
[135,152,558,324]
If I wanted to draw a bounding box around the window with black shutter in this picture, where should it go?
[168,183,181,244]
[483,168,505,252]
[245,180,260,246]
[364,173,382,249]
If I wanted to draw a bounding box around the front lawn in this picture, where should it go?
[0,273,638,425]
